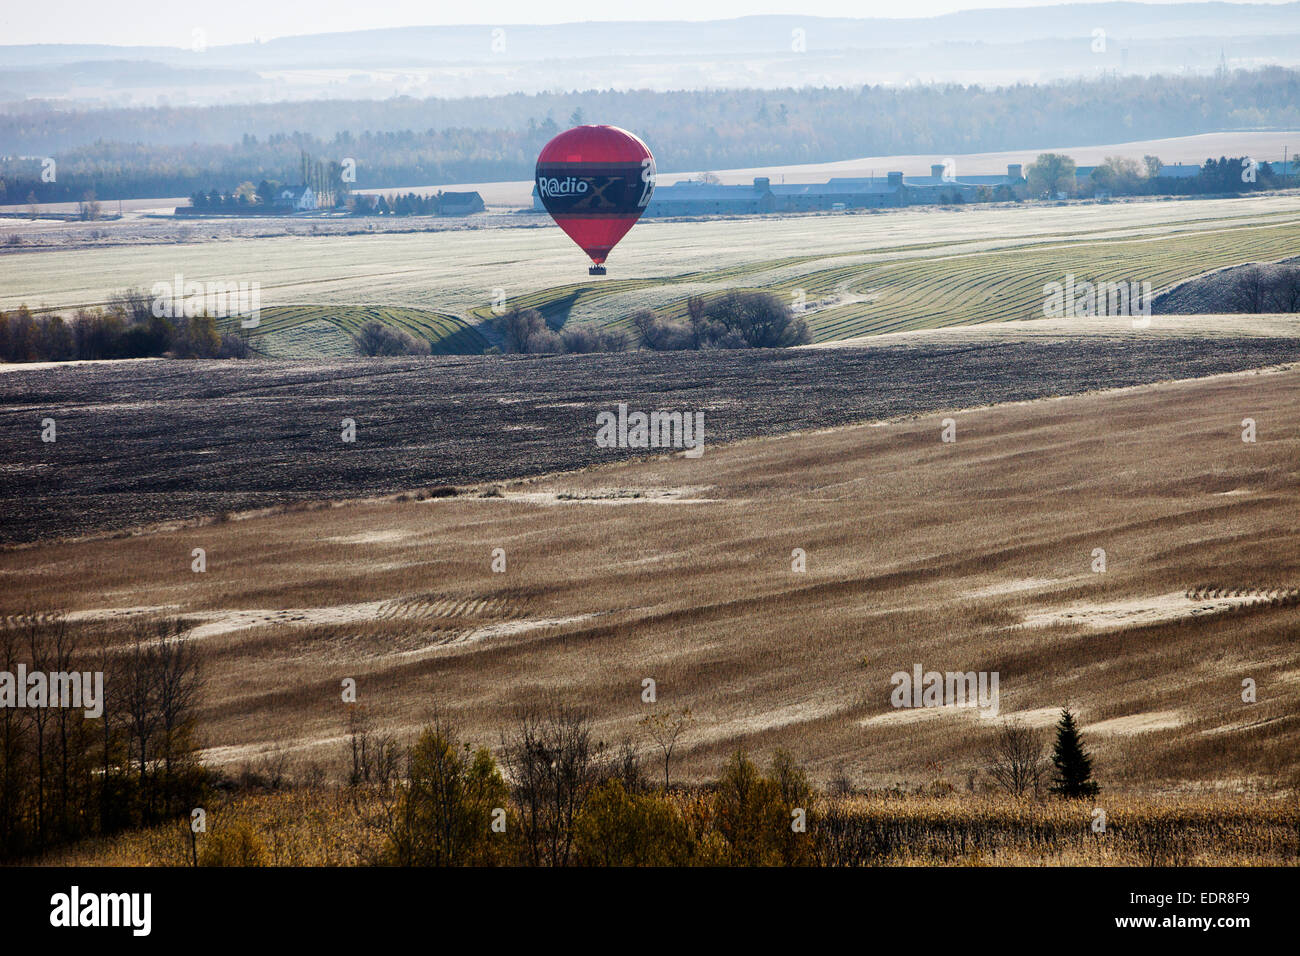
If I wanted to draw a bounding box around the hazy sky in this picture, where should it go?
[0,0,1250,47]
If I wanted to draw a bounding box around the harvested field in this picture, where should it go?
[2,364,1297,794]
[6,194,1300,352]
[3,337,1299,543]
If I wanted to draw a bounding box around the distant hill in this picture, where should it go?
[1153,258,1300,313]
[2,4,1299,104]
[6,6,1300,68]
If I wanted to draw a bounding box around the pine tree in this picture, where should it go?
[1049,707,1099,798]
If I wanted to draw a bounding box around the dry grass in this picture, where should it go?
[40,786,1299,867]
[38,787,384,867]
[811,792,1300,866]
[2,365,1298,796]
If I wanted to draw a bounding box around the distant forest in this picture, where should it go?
[2,68,1297,203]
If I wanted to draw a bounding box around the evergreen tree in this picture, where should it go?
[1049,707,1099,798]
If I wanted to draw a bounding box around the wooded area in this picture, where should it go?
[2,68,1297,202]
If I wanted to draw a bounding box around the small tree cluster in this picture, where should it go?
[0,291,249,364]
[361,707,820,867]
[350,191,456,216]
[492,307,627,355]
[1229,265,1300,314]
[714,749,815,865]
[1028,151,1282,200]
[381,717,509,866]
[633,291,811,351]
[351,320,431,356]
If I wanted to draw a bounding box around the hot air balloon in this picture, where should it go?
[535,125,655,275]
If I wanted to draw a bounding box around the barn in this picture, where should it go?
[642,179,777,217]
[438,191,486,216]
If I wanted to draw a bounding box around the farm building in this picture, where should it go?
[532,163,1026,218]
[902,163,1025,204]
[770,175,906,210]
[641,166,1024,216]
[642,175,910,216]
[438,191,485,215]
[272,185,317,211]
[642,179,777,217]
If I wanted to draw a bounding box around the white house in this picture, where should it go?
[272,185,317,211]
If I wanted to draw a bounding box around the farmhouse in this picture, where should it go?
[272,185,317,211]
[438,191,485,215]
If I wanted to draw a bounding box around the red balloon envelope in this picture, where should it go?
[535,125,656,274]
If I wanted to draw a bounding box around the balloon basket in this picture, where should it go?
[588,265,607,276]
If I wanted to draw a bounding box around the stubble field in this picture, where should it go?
[5,194,1300,355]
[2,360,1297,797]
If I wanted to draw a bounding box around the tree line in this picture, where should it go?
[0,293,251,363]
[3,67,1297,203]
[185,154,349,212]
[198,702,1101,867]
[1024,152,1288,199]
[349,292,812,358]
[0,617,205,862]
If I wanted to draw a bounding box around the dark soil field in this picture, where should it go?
[2,335,1298,544]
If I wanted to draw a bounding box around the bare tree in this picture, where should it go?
[153,621,203,814]
[986,719,1045,798]
[0,624,29,854]
[501,702,605,866]
[49,617,76,840]
[640,707,693,790]
[344,704,399,790]
[123,623,161,812]
[24,616,56,850]
[1276,266,1300,313]
[606,737,644,793]
[94,626,122,835]
[1230,265,1272,314]
[122,618,203,819]
[77,190,102,222]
